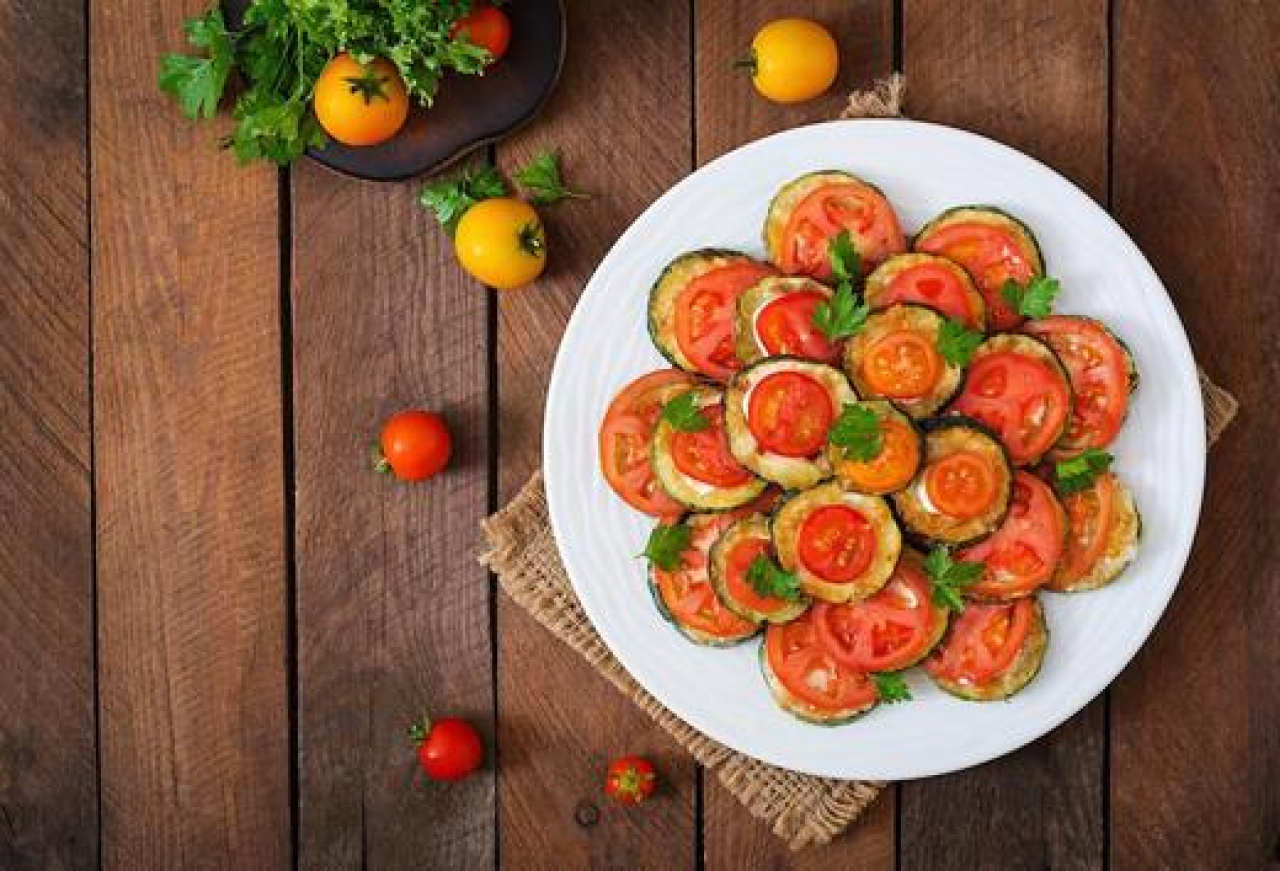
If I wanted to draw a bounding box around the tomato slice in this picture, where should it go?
[746,371,835,458]
[764,612,879,712]
[755,290,840,362]
[797,505,876,583]
[916,223,1036,330]
[834,416,920,494]
[924,450,999,519]
[653,514,758,640]
[1023,317,1131,459]
[873,261,984,329]
[1052,472,1118,588]
[599,370,695,518]
[674,261,775,379]
[722,536,794,617]
[926,598,1035,685]
[671,403,755,487]
[860,331,943,399]
[813,557,938,672]
[960,472,1066,598]
[779,183,905,280]
[950,351,1072,466]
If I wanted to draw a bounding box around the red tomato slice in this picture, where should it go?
[780,183,905,280]
[755,290,841,362]
[671,403,755,487]
[653,514,758,640]
[722,536,794,617]
[746,371,835,458]
[797,505,876,583]
[834,416,920,494]
[861,331,943,399]
[674,262,775,379]
[950,351,1071,466]
[917,223,1035,330]
[926,598,1035,685]
[960,472,1066,598]
[764,613,879,712]
[1024,317,1131,459]
[813,558,938,672]
[924,450,1000,520]
[599,370,695,518]
[1052,472,1118,588]
[874,261,984,329]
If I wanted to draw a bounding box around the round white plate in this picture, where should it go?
[543,119,1204,780]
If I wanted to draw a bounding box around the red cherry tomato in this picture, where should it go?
[451,4,512,61]
[797,505,876,583]
[746,371,835,458]
[754,289,841,362]
[411,716,484,782]
[670,403,755,487]
[605,755,658,805]
[376,410,452,481]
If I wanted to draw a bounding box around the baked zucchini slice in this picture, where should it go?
[771,481,901,603]
[708,515,810,624]
[651,385,768,511]
[763,170,906,280]
[925,596,1048,701]
[1048,472,1141,593]
[648,512,761,646]
[735,275,840,365]
[892,416,1014,548]
[760,611,879,725]
[724,357,856,490]
[948,333,1072,467]
[843,304,965,419]
[864,253,987,331]
[913,205,1044,331]
[647,249,775,379]
[826,400,923,495]
[958,471,1068,601]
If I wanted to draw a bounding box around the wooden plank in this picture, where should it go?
[493,0,698,866]
[899,3,1109,869]
[1109,2,1279,868]
[90,1,290,866]
[290,170,494,864]
[0,1,95,867]
[694,1,897,866]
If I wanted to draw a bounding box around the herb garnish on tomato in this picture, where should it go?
[661,392,710,431]
[1001,276,1061,319]
[813,231,870,341]
[642,523,693,571]
[1054,449,1114,495]
[745,554,803,601]
[828,403,884,462]
[935,318,984,366]
[873,671,913,703]
[925,547,984,611]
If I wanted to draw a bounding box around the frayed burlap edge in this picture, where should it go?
[840,72,907,119]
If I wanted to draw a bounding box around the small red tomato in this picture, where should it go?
[604,755,657,805]
[451,4,512,61]
[374,410,452,482]
[411,716,484,782]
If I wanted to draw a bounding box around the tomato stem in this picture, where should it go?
[732,49,757,76]
[343,64,392,104]
[371,443,393,475]
[517,221,545,258]
[408,716,432,744]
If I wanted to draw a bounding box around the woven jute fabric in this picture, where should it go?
[480,77,1239,851]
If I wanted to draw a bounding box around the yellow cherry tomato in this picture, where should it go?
[313,53,410,147]
[454,198,547,290]
[744,18,839,104]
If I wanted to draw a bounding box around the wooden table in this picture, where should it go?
[2,1,1276,868]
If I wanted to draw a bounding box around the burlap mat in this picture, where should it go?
[480,75,1240,850]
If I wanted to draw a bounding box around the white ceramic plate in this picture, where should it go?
[543,120,1204,780]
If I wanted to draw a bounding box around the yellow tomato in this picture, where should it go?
[454,198,546,290]
[746,19,839,104]
[313,53,410,147]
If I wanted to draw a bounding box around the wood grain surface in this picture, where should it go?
[1109,1,1279,868]
[900,3,1109,869]
[0,1,95,868]
[90,0,290,866]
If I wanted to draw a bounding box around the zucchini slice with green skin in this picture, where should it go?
[864,253,987,331]
[843,304,965,419]
[648,512,761,647]
[651,385,768,511]
[1048,472,1141,593]
[771,481,901,603]
[647,249,775,378]
[734,275,837,365]
[892,416,1014,549]
[724,357,856,490]
[827,400,923,496]
[925,597,1048,701]
[760,615,879,725]
[708,515,810,624]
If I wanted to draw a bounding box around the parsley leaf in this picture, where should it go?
[642,523,693,572]
[158,8,234,120]
[828,403,884,462]
[873,672,912,703]
[660,392,709,432]
[745,555,803,601]
[514,150,589,205]
[813,231,869,341]
[1053,449,1114,496]
[828,230,862,287]
[420,164,510,235]
[1001,276,1062,319]
[924,547,985,612]
[936,318,984,366]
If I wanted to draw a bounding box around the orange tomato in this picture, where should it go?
[313,54,410,147]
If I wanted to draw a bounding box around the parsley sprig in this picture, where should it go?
[514,150,589,205]
[828,403,884,462]
[660,392,709,432]
[420,164,510,235]
[873,672,912,703]
[1053,449,1113,495]
[924,547,985,612]
[812,231,870,341]
[936,318,985,366]
[641,523,692,572]
[1001,276,1062,319]
[745,555,803,601]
